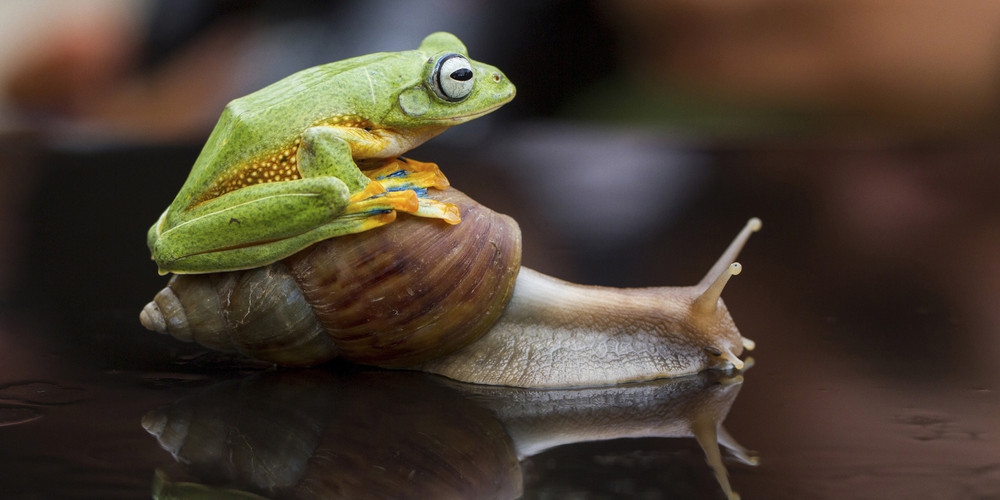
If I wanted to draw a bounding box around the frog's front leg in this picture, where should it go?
[296,126,372,193]
[297,125,430,220]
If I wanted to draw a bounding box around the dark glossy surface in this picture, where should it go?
[1,130,998,499]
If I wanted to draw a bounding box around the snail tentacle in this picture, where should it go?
[699,218,761,287]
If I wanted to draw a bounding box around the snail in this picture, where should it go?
[139,33,761,387]
[140,160,761,388]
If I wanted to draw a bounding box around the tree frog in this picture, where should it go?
[147,32,515,274]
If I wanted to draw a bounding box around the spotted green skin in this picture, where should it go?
[147,32,515,274]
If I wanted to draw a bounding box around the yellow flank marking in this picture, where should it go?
[195,142,303,204]
[317,115,372,129]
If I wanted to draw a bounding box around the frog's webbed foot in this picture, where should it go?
[343,158,461,230]
[365,157,451,191]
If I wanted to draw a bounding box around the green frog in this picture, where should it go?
[148,32,515,274]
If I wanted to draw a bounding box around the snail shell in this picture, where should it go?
[141,183,759,388]
[141,186,519,368]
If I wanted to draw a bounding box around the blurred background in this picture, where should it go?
[1,0,999,497]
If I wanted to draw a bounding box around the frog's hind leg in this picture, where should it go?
[161,210,401,274]
[153,177,352,274]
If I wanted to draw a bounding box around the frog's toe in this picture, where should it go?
[344,190,420,217]
[415,199,461,224]
[367,158,451,191]
[351,157,461,225]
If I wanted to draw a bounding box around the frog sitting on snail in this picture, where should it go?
[147,32,513,274]
[141,32,760,388]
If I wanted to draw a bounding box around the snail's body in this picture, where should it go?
[418,268,745,387]
[141,161,759,388]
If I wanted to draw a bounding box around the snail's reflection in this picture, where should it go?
[143,367,757,499]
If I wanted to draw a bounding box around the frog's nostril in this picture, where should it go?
[492,73,502,83]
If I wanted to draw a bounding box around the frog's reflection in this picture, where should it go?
[143,367,756,499]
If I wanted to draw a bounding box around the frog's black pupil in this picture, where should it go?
[451,68,473,81]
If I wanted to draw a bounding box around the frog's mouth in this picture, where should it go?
[444,98,514,123]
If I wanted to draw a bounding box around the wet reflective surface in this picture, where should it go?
[1,131,999,499]
[142,368,754,499]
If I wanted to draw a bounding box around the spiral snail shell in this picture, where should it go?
[140,159,759,388]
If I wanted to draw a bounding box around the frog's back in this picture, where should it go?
[173,52,405,208]
[227,52,399,136]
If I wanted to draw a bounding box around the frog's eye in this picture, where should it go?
[433,54,474,102]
